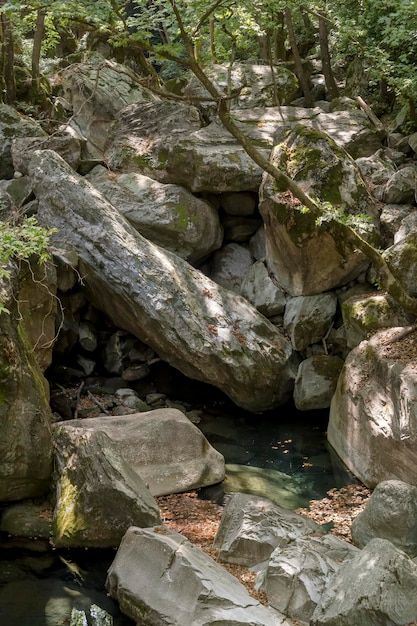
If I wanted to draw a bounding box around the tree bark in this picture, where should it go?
[318,12,339,101]
[284,7,313,107]
[0,1,16,104]
[31,8,46,88]
[273,12,286,62]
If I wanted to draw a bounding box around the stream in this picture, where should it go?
[0,391,356,626]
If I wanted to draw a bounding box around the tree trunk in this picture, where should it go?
[273,12,286,62]
[209,18,216,61]
[258,33,270,62]
[0,1,16,104]
[284,7,313,106]
[318,12,339,100]
[31,8,46,88]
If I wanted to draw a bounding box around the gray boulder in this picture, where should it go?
[294,355,344,410]
[184,63,299,113]
[105,104,384,193]
[341,292,414,349]
[106,526,291,626]
[382,165,417,204]
[209,243,253,293]
[259,124,378,296]
[0,268,53,501]
[31,150,294,412]
[61,55,159,158]
[52,409,225,497]
[213,492,324,567]
[284,293,337,351]
[328,327,417,487]
[258,534,359,624]
[52,423,161,548]
[0,104,46,179]
[311,538,417,626]
[241,260,286,316]
[11,135,82,175]
[351,479,417,557]
[86,165,223,264]
[380,204,415,245]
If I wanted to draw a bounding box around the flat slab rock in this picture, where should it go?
[106,525,292,626]
[54,408,225,497]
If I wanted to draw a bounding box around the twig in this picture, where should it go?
[87,390,110,415]
[73,380,85,420]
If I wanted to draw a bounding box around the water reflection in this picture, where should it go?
[198,401,358,504]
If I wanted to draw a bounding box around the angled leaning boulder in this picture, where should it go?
[30,150,294,412]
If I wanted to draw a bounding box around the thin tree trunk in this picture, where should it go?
[273,12,286,62]
[0,0,16,104]
[209,18,216,61]
[31,7,46,89]
[318,12,339,100]
[284,7,313,106]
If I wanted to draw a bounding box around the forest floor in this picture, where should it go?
[157,483,371,606]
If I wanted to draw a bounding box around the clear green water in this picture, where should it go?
[198,402,358,504]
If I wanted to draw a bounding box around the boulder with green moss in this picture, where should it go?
[259,124,380,296]
[85,166,223,264]
[0,269,53,501]
[341,292,414,349]
[52,424,161,548]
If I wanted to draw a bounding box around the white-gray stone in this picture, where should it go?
[209,243,253,293]
[86,166,223,264]
[341,292,414,349]
[311,539,417,626]
[106,526,291,626]
[52,409,225,497]
[382,165,417,204]
[284,294,337,351]
[241,260,286,316]
[328,327,417,487]
[351,479,417,557]
[213,493,324,567]
[294,355,344,410]
[260,124,378,296]
[30,150,294,412]
[52,424,161,548]
[258,534,359,624]
[0,104,46,179]
[11,135,82,175]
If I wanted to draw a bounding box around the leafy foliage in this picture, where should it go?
[0,216,56,314]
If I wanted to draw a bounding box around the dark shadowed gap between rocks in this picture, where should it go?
[0,340,357,626]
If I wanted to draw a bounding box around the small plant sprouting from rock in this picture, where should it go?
[0,215,57,315]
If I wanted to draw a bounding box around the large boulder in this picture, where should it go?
[11,135,82,175]
[328,327,417,487]
[106,526,290,626]
[213,492,324,567]
[351,479,417,557]
[60,56,159,158]
[259,124,379,296]
[52,409,225,497]
[0,104,46,179]
[383,211,417,297]
[51,423,161,548]
[241,259,287,316]
[283,294,337,351]
[30,150,294,412]
[85,165,223,264]
[258,534,359,624]
[105,103,384,193]
[184,63,300,113]
[311,538,417,626]
[341,292,414,349]
[0,268,53,501]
